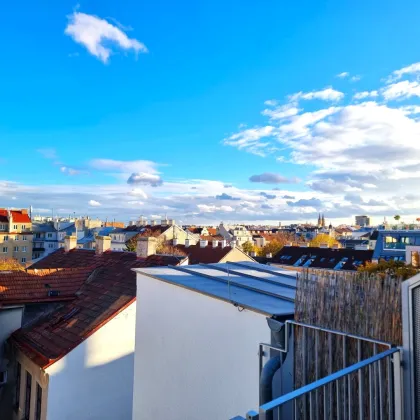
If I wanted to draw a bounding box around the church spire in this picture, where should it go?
[318,213,322,227]
[322,214,326,228]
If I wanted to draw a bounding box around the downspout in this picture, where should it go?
[259,318,289,420]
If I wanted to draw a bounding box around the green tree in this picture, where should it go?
[394,215,401,222]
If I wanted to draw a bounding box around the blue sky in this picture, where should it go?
[1,0,420,224]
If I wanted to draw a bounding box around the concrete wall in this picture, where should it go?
[0,307,23,360]
[133,273,271,420]
[46,302,136,420]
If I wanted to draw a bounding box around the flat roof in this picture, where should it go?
[133,261,296,317]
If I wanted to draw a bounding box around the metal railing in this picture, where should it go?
[242,347,402,420]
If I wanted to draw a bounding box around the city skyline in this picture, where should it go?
[1,1,420,224]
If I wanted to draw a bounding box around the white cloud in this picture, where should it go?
[249,173,300,184]
[289,87,344,102]
[389,62,420,81]
[65,12,147,63]
[262,103,300,120]
[127,172,163,187]
[223,126,276,156]
[60,166,88,176]
[129,188,148,199]
[90,159,159,174]
[88,200,101,207]
[353,90,378,100]
[336,72,349,78]
[197,204,234,213]
[350,75,361,82]
[382,80,420,101]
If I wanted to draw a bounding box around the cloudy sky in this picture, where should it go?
[1,1,420,225]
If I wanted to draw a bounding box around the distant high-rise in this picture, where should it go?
[355,215,371,227]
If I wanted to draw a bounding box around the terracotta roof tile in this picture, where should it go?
[11,248,183,368]
[174,243,233,264]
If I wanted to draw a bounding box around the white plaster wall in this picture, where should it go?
[46,302,136,420]
[132,274,271,420]
[0,306,23,359]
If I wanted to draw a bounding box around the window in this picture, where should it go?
[4,235,8,241]
[48,243,54,249]
[13,224,18,230]
[22,236,27,241]
[14,362,21,412]
[47,233,52,238]
[35,233,41,239]
[15,235,18,240]
[21,257,26,263]
[2,247,7,253]
[35,383,42,420]
[22,225,26,230]
[0,370,7,384]
[25,372,32,420]
[14,246,19,252]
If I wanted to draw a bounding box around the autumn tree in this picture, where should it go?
[260,240,284,256]
[309,233,339,248]
[0,258,24,271]
[358,259,419,280]
[242,241,255,254]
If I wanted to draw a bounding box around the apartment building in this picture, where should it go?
[0,209,33,265]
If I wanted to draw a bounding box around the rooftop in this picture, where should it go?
[134,261,296,317]
[174,242,242,264]
[11,248,186,368]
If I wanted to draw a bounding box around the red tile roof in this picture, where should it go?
[174,243,235,265]
[0,209,32,224]
[11,248,185,368]
[207,228,217,236]
[0,268,92,305]
[199,235,224,241]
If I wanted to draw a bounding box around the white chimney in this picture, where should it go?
[161,219,168,226]
[250,251,257,257]
[151,220,157,226]
[285,242,293,247]
[230,241,236,249]
[220,239,227,248]
[319,243,329,248]
[200,240,208,248]
[212,240,219,248]
[64,235,77,252]
[136,237,157,258]
[332,244,340,249]
[355,244,369,250]
[173,238,179,246]
[300,243,309,248]
[185,239,192,248]
[168,219,175,226]
[96,236,111,255]
[266,253,272,258]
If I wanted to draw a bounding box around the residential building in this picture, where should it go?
[103,220,125,228]
[109,220,198,251]
[0,209,33,265]
[355,215,371,227]
[132,262,297,420]
[7,235,186,420]
[218,222,253,246]
[373,230,420,261]
[172,238,256,264]
[262,245,374,270]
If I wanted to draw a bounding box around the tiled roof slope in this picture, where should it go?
[11,249,185,368]
[0,268,92,305]
[271,246,373,270]
[174,243,234,264]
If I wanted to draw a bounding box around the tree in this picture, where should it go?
[416,218,420,223]
[394,215,401,222]
[358,259,419,280]
[242,241,255,254]
[260,240,284,256]
[309,233,339,248]
[0,258,24,271]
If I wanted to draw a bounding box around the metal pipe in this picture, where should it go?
[286,321,392,348]
[260,356,282,420]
